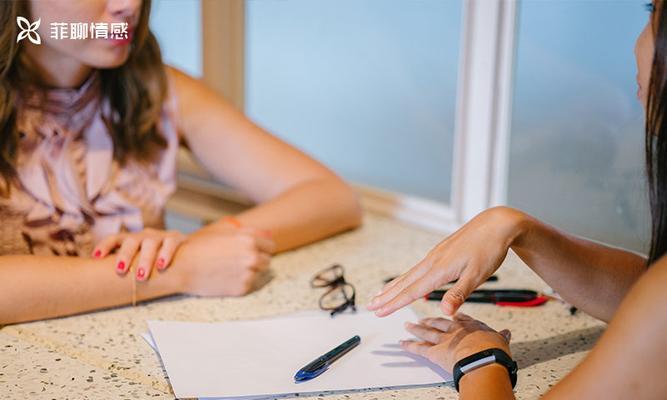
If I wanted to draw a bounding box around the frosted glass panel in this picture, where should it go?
[508,0,649,251]
[150,0,202,77]
[245,0,462,203]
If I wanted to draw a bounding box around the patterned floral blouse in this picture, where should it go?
[0,72,179,256]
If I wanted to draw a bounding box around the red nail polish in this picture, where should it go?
[156,258,165,269]
[117,261,126,272]
[93,249,101,258]
[137,268,145,279]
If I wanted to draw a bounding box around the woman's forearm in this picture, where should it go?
[168,67,362,253]
[214,177,362,252]
[509,210,646,321]
[0,255,183,325]
[459,364,516,400]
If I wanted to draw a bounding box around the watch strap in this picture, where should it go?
[453,348,517,392]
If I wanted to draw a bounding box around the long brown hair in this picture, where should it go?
[646,0,667,263]
[0,0,167,195]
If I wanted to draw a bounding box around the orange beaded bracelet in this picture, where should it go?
[221,216,242,228]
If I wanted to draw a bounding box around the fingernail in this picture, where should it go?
[156,258,165,270]
[93,249,101,258]
[136,267,146,280]
[116,261,126,272]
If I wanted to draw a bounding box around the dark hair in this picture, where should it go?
[0,0,167,195]
[646,1,667,264]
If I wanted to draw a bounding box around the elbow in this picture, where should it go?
[0,289,17,326]
[332,179,363,230]
[0,309,16,327]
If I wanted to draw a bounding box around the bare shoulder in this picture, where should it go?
[163,65,232,109]
[614,255,667,331]
[163,65,234,137]
[164,65,209,101]
[640,255,667,304]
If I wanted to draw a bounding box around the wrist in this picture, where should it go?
[167,241,193,294]
[455,340,511,365]
[459,363,514,395]
[200,216,242,234]
[490,206,532,249]
[164,262,188,294]
[454,347,517,395]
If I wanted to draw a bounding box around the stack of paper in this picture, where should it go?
[145,308,450,399]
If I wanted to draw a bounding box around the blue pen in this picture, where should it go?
[294,335,361,382]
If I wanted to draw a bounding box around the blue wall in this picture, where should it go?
[245,0,462,203]
[150,0,202,77]
[508,0,649,250]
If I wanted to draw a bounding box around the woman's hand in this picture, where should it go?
[172,227,275,297]
[92,228,187,281]
[401,313,511,373]
[368,207,528,317]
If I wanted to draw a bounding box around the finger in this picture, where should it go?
[453,312,474,321]
[499,329,512,343]
[440,273,479,316]
[250,252,272,273]
[92,234,123,258]
[381,259,431,296]
[399,339,432,357]
[366,273,409,310]
[237,227,276,254]
[378,271,410,295]
[253,235,276,254]
[115,237,140,275]
[368,258,434,311]
[404,322,443,344]
[256,228,273,239]
[155,235,183,271]
[421,317,455,333]
[374,272,443,317]
[135,238,160,281]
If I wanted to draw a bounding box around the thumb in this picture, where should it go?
[499,329,512,343]
[440,274,476,316]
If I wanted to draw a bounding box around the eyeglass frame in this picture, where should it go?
[310,264,357,317]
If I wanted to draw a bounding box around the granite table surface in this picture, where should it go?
[0,213,605,400]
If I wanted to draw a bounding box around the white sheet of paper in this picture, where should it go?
[147,308,450,399]
[142,332,156,350]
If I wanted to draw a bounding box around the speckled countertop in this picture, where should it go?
[0,213,605,400]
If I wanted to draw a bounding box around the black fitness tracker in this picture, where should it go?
[453,348,518,392]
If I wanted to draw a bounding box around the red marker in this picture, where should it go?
[426,289,549,307]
